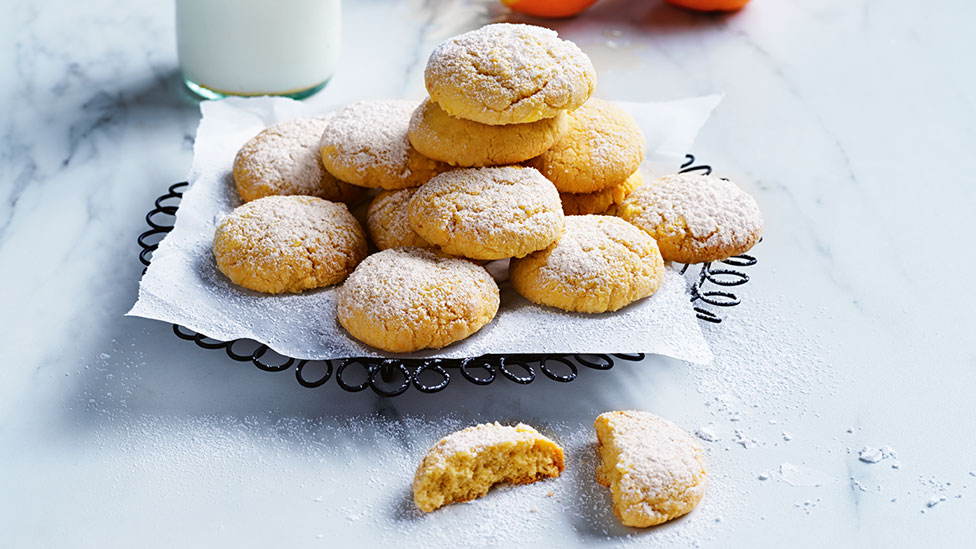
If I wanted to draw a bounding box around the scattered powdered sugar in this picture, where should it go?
[77,385,734,549]
[779,463,828,487]
[858,446,885,463]
[696,427,719,443]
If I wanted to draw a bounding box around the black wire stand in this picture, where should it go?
[136,154,757,395]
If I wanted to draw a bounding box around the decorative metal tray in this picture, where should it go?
[137,155,756,396]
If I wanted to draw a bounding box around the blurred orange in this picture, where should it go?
[663,0,750,11]
[501,0,599,18]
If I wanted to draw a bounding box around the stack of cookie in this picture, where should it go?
[216,23,764,355]
[413,24,643,217]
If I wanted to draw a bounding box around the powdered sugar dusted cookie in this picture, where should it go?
[319,100,451,190]
[408,98,569,167]
[413,422,565,512]
[424,23,597,125]
[560,170,643,216]
[336,248,499,352]
[366,188,432,250]
[213,196,367,294]
[594,411,707,528]
[509,215,664,313]
[528,99,645,194]
[408,166,564,261]
[618,173,763,263]
[233,115,364,204]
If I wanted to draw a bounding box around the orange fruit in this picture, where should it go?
[501,0,599,18]
[663,0,750,12]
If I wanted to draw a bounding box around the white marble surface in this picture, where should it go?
[1,0,975,546]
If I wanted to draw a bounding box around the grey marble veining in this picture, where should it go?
[1,0,975,546]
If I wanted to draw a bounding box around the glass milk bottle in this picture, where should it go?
[176,0,341,100]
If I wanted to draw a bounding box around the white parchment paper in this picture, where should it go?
[128,95,721,363]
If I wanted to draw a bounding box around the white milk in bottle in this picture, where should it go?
[176,0,341,99]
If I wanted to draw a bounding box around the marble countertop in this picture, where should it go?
[2,0,974,546]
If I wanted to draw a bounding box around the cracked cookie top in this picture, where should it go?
[233,115,364,204]
[336,247,499,353]
[213,195,367,294]
[509,215,665,313]
[319,100,451,190]
[424,23,597,125]
[366,188,433,251]
[618,173,763,264]
[407,166,565,261]
[527,98,646,194]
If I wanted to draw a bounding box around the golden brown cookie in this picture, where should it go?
[407,166,564,261]
[595,411,707,528]
[527,99,645,194]
[424,23,597,125]
[336,248,499,352]
[366,188,432,250]
[618,173,763,263]
[560,170,643,216]
[319,100,451,190]
[233,115,364,204]
[509,215,664,313]
[213,196,367,294]
[408,98,570,167]
[413,422,565,513]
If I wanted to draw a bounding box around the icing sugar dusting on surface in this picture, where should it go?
[82,400,733,547]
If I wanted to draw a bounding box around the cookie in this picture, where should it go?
[618,173,763,263]
[213,196,367,294]
[424,23,597,125]
[408,98,570,167]
[366,188,432,250]
[560,170,643,216]
[594,411,707,528]
[527,99,645,194]
[319,100,451,190]
[336,248,499,352]
[408,166,564,261]
[233,115,365,204]
[509,215,664,313]
[413,422,565,512]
